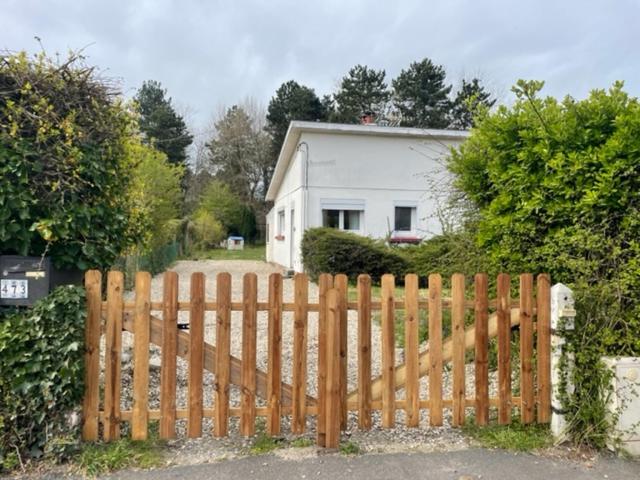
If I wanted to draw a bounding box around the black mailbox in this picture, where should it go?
[0,256,51,307]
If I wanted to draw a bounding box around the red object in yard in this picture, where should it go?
[389,236,421,245]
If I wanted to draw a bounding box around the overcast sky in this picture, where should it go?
[3,0,638,141]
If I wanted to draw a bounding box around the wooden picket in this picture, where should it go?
[159,271,178,439]
[380,274,395,428]
[81,270,101,441]
[187,272,204,437]
[82,269,552,446]
[428,273,443,426]
[404,274,419,427]
[292,273,308,433]
[131,272,151,440]
[474,273,489,425]
[240,273,258,436]
[215,272,231,437]
[357,274,372,430]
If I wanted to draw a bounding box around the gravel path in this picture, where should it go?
[117,259,475,462]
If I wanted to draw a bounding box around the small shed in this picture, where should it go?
[227,236,244,250]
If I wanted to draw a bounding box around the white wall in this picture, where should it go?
[304,131,459,238]
[267,130,465,272]
[266,149,305,271]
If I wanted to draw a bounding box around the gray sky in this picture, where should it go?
[3,0,638,141]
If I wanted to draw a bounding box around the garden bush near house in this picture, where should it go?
[448,79,640,448]
[405,229,490,280]
[301,227,410,283]
[0,286,86,471]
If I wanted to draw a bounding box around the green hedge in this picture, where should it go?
[301,228,410,283]
[406,230,491,280]
[0,286,86,471]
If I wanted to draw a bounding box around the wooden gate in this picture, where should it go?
[81,270,551,448]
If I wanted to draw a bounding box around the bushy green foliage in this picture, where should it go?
[449,80,640,447]
[0,51,142,270]
[198,180,257,240]
[0,286,86,470]
[406,230,490,279]
[301,228,409,283]
[127,138,184,248]
[192,209,227,249]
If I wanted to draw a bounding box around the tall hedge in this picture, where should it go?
[448,80,640,447]
[301,227,409,283]
[0,51,141,270]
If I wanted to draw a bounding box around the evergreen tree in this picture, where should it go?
[392,58,452,128]
[449,78,496,129]
[265,80,327,161]
[332,64,390,123]
[135,80,193,167]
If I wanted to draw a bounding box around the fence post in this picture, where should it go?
[550,283,576,440]
[324,287,342,449]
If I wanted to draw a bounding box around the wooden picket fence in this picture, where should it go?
[82,270,551,448]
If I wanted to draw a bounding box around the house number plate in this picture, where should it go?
[1,279,28,299]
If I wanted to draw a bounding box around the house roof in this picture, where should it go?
[265,121,470,201]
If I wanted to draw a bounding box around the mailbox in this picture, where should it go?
[0,256,51,307]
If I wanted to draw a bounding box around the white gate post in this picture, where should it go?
[550,283,576,440]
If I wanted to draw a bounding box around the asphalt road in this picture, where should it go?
[106,449,640,480]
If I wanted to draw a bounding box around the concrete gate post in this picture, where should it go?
[550,283,576,441]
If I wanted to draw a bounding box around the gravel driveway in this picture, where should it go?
[118,259,469,455]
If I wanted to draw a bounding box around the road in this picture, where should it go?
[106,449,639,480]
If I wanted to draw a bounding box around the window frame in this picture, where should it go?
[321,208,364,233]
[394,205,416,234]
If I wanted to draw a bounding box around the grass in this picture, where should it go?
[339,441,361,455]
[290,437,314,448]
[186,244,266,261]
[76,437,166,477]
[462,417,552,451]
[249,432,286,454]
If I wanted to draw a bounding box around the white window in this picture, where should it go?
[394,206,416,232]
[277,210,285,238]
[322,209,363,232]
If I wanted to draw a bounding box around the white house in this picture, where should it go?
[265,121,469,272]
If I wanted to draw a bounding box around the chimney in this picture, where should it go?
[360,111,376,125]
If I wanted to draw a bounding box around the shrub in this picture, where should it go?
[301,228,409,283]
[0,51,142,270]
[406,229,490,279]
[0,286,86,471]
[448,80,640,447]
[198,181,257,240]
[192,209,227,249]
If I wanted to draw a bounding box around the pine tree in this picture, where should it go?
[265,80,327,163]
[135,80,193,167]
[392,58,452,128]
[449,78,496,129]
[332,64,390,123]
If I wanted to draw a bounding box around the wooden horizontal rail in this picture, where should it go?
[105,299,525,313]
[106,397,527,423]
